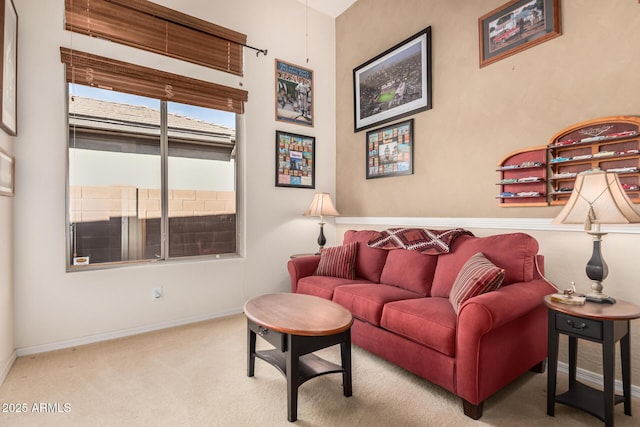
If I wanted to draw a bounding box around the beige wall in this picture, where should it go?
[335,0,640,391]
[336,0,640,218]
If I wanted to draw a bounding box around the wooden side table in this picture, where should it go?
[244,293,353,422]
[545,295,640,426]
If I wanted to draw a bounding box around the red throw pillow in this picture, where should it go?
[449,252,504,314]
[314,242,358,280]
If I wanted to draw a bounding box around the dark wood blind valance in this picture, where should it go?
[60,48,248,114]
[65,0,246,76]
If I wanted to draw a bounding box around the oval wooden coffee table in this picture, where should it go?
[244,293,354,422]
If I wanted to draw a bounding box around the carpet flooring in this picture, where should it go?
[0,313,637,426]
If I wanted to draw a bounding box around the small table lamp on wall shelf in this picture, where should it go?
[304,192,340,254]
[553,168,640,304]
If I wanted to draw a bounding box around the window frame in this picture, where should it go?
[65,85,241,271]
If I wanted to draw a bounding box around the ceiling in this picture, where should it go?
[295,0,357,18]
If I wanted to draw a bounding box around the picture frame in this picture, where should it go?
[0,146,14,196]
[366,119,413,179]
[353,27,431,133]
[275,130,315,189]
[479,0,561,68]
[275,59,313,127]
[0,0,16,135]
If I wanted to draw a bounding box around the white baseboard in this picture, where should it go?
[557,362,640,398]
[0,350,16,386]
[15,308,243,357]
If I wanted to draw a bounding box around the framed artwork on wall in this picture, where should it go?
[353,27,431,133]
[0,0,17,135]
[275,59,313,127]
[275,130,315,189]
[0,146,14,196]
[366,119,413,179]
[479,0,561,68]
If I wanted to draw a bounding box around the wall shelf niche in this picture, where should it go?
[547,116,640,206]
[497,146,548,207]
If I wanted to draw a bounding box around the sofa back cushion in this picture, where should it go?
[431,233,538,298]
[343,230,389,282]
[379,249,438,296]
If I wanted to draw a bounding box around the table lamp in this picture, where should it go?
[303,192,340,253]
[553,168,640,303]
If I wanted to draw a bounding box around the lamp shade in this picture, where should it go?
[303,192,340,218]
[553,168,640,229]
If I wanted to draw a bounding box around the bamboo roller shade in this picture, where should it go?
[60,48,248,114]
[65,0,246,76]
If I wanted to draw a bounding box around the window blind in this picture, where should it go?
[65,0,246,76]
[60,48,248,114]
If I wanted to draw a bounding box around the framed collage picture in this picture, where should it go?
[275,130,315,189]
[353,27,431,133]
[366,119,413,179]
[275,59,313,127]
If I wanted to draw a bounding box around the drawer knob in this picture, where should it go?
[566,319,587,331]
[258,326,269,337]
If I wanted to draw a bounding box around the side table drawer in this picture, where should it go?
[249,320,287,351]
[555,313,602,340]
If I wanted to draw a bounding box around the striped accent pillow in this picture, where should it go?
[449,252,505,314]
[314,242,358,279]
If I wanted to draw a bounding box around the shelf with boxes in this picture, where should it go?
[547,116,640,206]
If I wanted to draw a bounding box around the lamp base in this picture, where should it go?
[585,293,616,304]
[585,281,616,304]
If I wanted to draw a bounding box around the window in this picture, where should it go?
[68,84,237,268]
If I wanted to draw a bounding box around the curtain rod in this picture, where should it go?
[243,43,268,57]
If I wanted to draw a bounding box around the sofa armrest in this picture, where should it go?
[287,255,320,292]
[458,279,556,332]
[455,279,556,405]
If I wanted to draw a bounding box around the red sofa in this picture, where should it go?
[287,229,555,419]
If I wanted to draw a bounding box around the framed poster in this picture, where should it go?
[479,0,561,68]
[0,146,14,196]
[275,130,315,189]
[353,27,431,133]
[366,119,413,179]
[275,59,313,127]
[0,0,16,135]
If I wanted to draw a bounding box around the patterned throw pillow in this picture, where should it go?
[314,242,358,280]
[449,252,505,314]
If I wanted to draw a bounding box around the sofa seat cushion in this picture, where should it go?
[381,297,457,357]
[379,249,438,296]
[431,233,539,297]
[297,276,371,300]
[332,283,423,326]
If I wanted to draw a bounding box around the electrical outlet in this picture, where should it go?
[152,287,163,300]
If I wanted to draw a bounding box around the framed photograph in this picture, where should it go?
[353,27,431,133]
[479,0,561,68]
[275,59,313,127]
[275,130,315,189]
[0,0,16,135]
[0,146,14,196]
[366,119,413,179]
